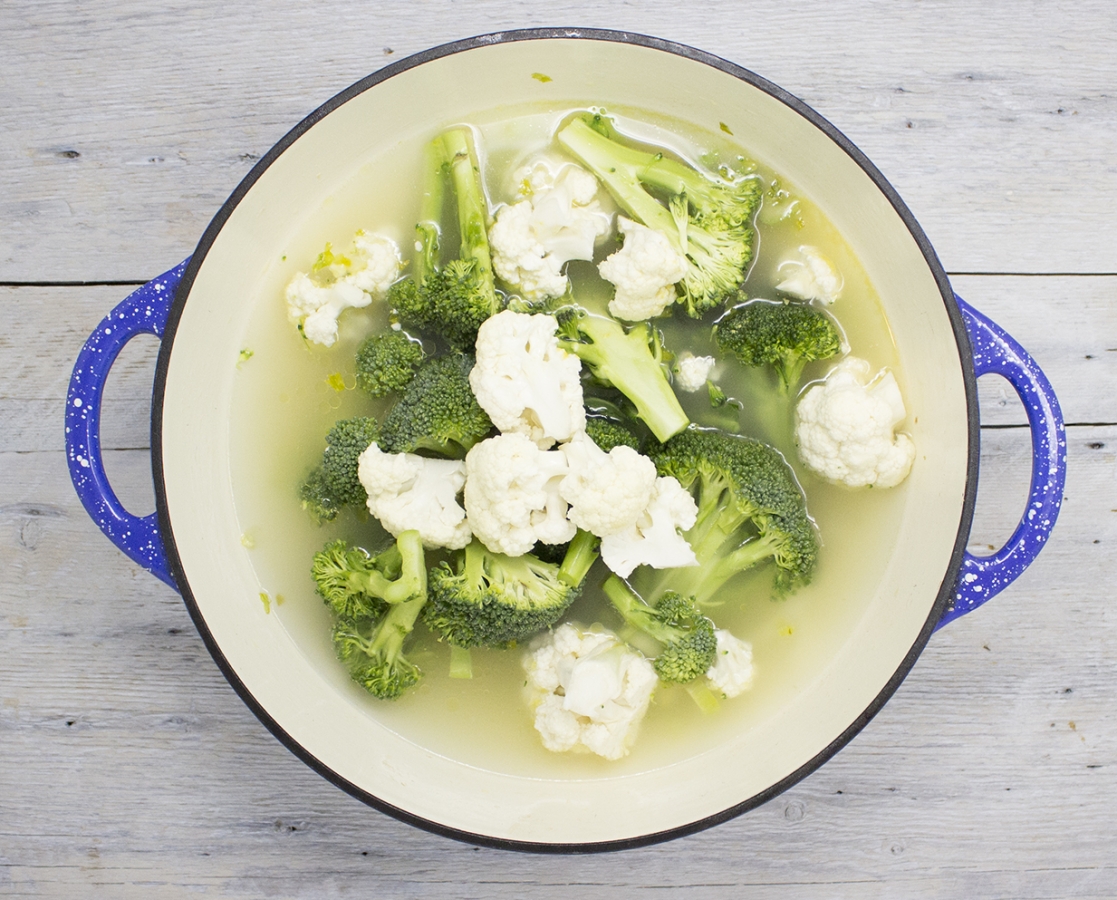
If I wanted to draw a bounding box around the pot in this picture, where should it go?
[65,29,1065,851]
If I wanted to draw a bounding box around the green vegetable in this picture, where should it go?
[557,113,761,318]
[602,579,717,684]
[555,306,688,443]
[649,426,818,603]
[313,531,428,701]
[355,331,425,398]
[425,530,600,649]
[585,415,642,453]
[379,353,493,458]
[389,128,503,348]
[714,299,841,393]
[299,416,379,523]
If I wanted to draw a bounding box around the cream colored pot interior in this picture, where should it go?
[159,37,970,846]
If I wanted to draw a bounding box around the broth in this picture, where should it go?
[228,104,910,778]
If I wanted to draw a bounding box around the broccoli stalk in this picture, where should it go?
[602,577,717,684]
[390,128,502,348]
[425,529,600,649]
[557,114,761,318]
[378,353,493,457]
[312,531,428,700]
[556,307,689,443]
[649,427,819,604]
[714,299,842,393]
[299,416,379,523]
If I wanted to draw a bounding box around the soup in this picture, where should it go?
[227,103,911,778]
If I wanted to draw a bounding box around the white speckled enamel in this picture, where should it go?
[157,37,970,845]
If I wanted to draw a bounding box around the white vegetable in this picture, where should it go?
[469,310,586,448]
[558,431,658,537]
[795,356,916,488]
[284,232,402,347]
[705,629,755,699]
[463,432,576,556]
[775,245,842,305]
[599,475,699,578]
[599,217,689,321]
[489,161,611,302]
[523,623,658,761]
[357,443,471,550]
[673,352,716,393]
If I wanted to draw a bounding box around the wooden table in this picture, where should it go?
[3,3,1114,896]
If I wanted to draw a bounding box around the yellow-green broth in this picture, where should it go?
[228,104,910,779]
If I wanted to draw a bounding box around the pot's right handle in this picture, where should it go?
[65,260,190,590]
[936,295,1066,629]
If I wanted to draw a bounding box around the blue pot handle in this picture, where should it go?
[936,295,1066,628]
[65,260,190,590]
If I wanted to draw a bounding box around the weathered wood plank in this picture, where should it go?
[0,426,1109,897]
[2,1,1116,281]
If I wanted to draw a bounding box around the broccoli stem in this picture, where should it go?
[602,575,674,647]
[567,315,689,443]
[557,117,684,253]
[441,128,497,304]
[413,138,447,286]
[448,645,473,679]
[350,530,427,606]
[557,529,600,588]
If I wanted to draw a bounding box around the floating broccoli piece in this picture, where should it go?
[379,353,493,458]
[389,129,503,348]
[299,416,379,523]
[355,331,425,398]
[650,426,818,603]
[557,114,761,318]
[555,306,688,443]
[425,529,599,649]
[715,299,842,393]
[313,531,428,701]
[603,579,717,684]
[585,415,642,453]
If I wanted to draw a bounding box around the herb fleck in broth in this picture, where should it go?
[228,103,911,778]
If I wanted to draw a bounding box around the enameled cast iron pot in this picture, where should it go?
[66,30,1065,851]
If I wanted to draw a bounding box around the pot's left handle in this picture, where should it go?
[65,260,190,590]
[936,295,1066,628]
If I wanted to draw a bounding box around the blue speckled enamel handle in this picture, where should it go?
[936,295,1066,628]
[65,260,190,590]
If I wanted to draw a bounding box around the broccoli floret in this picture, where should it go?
[649,427,818,603]
[555,307,688,443]
[389,129,503,348]
[425,529,600,649]
[585,415,642,453]
[715,299,842,393]
[379,353,493,457]
[312,531,428,700]
[299,416,379,522]
[602,579,717,684]
[355,331,425,398]
[557,114,761,318]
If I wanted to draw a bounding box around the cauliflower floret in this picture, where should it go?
[705,629,755,699]
[673,352,717,393]
[775,245,842,305]
[523,623,658,760]
[599,217,689,321]
[470,310,586,448]
[285,232,403,347]
[558,431,658,537]
[464,433,576,556]
[489,161,611,302]
[599,475,699,578]
[357,443,471,550]
[795,356,916,488]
